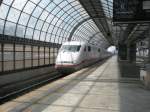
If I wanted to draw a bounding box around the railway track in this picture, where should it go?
[0,59,108,103]
[0,71,63,103]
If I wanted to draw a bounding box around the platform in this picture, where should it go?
[1,56,150,112]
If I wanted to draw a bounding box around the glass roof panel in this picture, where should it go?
[51,7,61,15]
[23,1,36,15]
[101,0,113,18]
[39,10,49,21]
[59,1,68,8]
[46,14,55,23]
[5,21,16,36]
[30,0,41,4]
[35,20,44,30]
[28,17,37,28]
[0,19,4,34]
[42,22,49,32]
[0,0,103,45]
[53,0,64,4]
[39,0,51,8]
[26,27,34,39]
[51,18,59,25]
[40,32,46,41]
[3,0,13,5]
[32,6,43,18]
[18,12,30,26]
[12,0,28,10]
[0,4,9,19]
[63,5,72,11]
[71,1,79,6]
[16,25,25,37]
[7,8,21,23]
[46,2,56,12]
[57,10,65,17]
[33,30,40,40]
[67,8,75,14]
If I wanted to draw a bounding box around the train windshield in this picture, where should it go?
[61,45,81,52]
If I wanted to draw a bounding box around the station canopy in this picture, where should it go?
[0,0,114,48]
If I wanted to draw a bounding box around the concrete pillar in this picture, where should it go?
[118,43,140,78]
[149,36,150,62]
[145,36,150,88]
[127,44,136,62]
[141,32,150,89]
[118,43,127,60]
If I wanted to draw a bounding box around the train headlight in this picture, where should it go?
[69,61,75,64]
[73,60,77,64]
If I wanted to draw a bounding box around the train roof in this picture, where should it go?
[62,41,87,46]
[61,41,105,50]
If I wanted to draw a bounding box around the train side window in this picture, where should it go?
[88,46,91,52]
[77,45,81,51]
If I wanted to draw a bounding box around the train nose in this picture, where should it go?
[56,52,78,64]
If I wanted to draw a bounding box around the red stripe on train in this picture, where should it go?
[55,58,99,68]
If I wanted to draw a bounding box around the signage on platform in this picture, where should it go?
[113,0,150,23]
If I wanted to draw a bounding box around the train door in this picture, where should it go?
[88,46,92,60]
[83,46,88,60]
[98,48,101,58]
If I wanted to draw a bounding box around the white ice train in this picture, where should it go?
[55,41,111,73]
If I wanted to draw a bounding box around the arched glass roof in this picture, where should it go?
[0,0,111,73]
[72,19,109,47]
[101,0,113,19]
[0,0,107,45]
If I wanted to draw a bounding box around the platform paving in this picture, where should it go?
[1,56,150,112]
